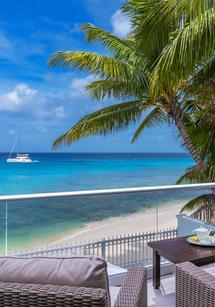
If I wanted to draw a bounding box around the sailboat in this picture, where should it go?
[7,138,38,163]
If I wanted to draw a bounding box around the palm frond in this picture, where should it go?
[85,79,145,101]
[182,99,200,114]
[49,51,148,86]
[176,164,207,184]
[163,0,215,23]
[81,23,144,64]
[176,160,215,184]
[123,0,174,61]
[151,5,215,93]
[132,107,169,143]
[187,56,215,102]
[180,193,215,212]
[52,100,145,148]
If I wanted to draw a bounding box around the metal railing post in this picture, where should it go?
[101,239,106,259]
[5,202,8,256]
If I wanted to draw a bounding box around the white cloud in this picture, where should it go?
[0,83,38,111]
[54,106,66,119]
[0,83,67,122]
[111,10,131,38]
[70,75,95,100]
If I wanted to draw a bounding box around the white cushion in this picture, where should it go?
[107,263,127,286]
[110,286,120,307]
[201,263,215,277]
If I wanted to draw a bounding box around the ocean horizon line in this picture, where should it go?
[0,151,189,155]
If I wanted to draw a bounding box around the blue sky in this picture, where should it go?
[0,0,184,153]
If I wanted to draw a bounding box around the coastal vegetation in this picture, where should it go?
[50,0,215,218]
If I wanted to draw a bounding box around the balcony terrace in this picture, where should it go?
[0,183,215,306]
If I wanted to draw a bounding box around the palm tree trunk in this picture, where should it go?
[168,100,204,167]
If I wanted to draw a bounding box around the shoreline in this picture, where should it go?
[5,200,188,253]
[49,200,185,246]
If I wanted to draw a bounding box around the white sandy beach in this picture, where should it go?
[50,201,186,246]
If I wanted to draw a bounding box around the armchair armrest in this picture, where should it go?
[114,267,147,307]
[176,262,215,307]
[0,282,108,306]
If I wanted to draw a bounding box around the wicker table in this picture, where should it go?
[148,236,215,289]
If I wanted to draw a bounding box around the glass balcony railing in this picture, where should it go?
[0,183,214,267]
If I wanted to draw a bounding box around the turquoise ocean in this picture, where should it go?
[0,153,200,252]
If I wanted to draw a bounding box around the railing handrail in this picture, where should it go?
[0,182,215,202]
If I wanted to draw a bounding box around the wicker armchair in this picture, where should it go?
[176,262,215,307]
[0,267,147,307]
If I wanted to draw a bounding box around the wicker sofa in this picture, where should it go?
[176,261,215,307]
[0,257,147,307]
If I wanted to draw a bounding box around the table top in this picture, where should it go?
[148,237,215,265]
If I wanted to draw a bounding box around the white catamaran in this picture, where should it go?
[7,138,38,163]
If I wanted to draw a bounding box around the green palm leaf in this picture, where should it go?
[81,23,143,64]
[151,4,215,93]
[132,107,169,143]
[123,0,173,61]
[85,79,145,101]
[49,51,148,86]
[176,160,215,184]
[163,0,214,24]
[176,165,207,184]
[52,100,145,147]
[180,193,215,212]
[188,56,215,99]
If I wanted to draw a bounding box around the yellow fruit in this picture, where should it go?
[190,236,198,241]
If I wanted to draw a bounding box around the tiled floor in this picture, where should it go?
[148,274,175,307]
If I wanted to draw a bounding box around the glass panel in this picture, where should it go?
[3,186,213,267]
[0,202,8,256]
[156,187,211,232]
[6,192,158,252]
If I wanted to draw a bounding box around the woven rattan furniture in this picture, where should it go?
[148,236,215,289]
[0,266,147,307]
[176,262,215,307]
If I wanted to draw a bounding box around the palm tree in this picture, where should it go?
[177,75,215,215]
[150,0,215,97]
[49,0,207,169]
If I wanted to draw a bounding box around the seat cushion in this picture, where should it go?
[107,263,127,286]
[0,256,110,305]
[201,263,215,277]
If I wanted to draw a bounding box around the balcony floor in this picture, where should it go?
[148,274,175,307]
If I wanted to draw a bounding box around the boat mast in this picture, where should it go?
[8,137,18,159]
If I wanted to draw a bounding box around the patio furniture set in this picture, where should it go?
[0,237,215,306]
[149,237,215,307]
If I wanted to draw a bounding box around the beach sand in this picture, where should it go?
[50,201,185,246]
